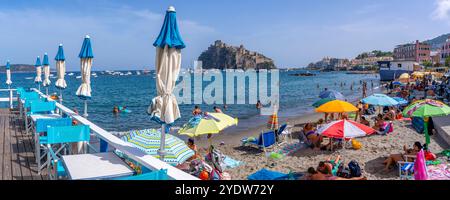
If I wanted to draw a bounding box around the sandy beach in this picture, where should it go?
[191,88,450,180]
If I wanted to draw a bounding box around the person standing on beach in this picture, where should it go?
[256,100,262,110]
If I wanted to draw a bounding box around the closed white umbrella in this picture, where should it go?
[148,6,185,161]
[5,61,12,86]
[34,56,42,91]
[55,44,67,104]
[42,53,51,95]
[76,35,93,118]
[5,61,12,109]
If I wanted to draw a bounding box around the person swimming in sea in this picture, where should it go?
[192,105,202,116]
[113,106,119,115]
[223,104,228,111]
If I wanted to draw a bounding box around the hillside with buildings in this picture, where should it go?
[424,33,450,51]
[198,40,276,70]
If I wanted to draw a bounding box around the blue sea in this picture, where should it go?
[0,70,381,133]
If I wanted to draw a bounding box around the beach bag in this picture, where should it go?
[336,163,351,178]
[351,139,362,150]
[348,160,362,178]
[412,117,425,134]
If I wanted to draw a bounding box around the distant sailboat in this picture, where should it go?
[76,75,82,79]
[68,72,74,76]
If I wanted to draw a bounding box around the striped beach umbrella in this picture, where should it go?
[42,53,51,95]
[55,44,67,104]
[148,6,185,161]
[5,61,12,86]
[122,129,194,166]
[318,119,375,139]
[76,35,94,117]
[34,56,42,90]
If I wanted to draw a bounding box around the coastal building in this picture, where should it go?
[378,60,421,81]
[431,50,441,65]
[393,40,431,64]
[441,37,450,66]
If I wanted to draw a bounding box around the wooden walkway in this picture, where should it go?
[0,109,47,180]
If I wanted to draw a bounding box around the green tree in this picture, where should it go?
[423,60,433,68]
[446,57,450,67]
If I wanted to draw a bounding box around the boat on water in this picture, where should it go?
[136,71,141,75]
[92,72,97,76]
[290,71,316,77]
[68,72,74,76]
[76,76,82,79]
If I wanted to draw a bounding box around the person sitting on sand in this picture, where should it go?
[303,123,323,150]
[316,118,325,129]
[372,114,385,131]
[383,142,422,172]
[187,138,201,161]
[360,116,370,127]
[383,107,396,121]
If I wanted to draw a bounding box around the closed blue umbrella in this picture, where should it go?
[362,94,399,107]
[55,44,67,104]
[148,6,185,162]
[5,61,12,86]
[42,53,51,95]
[34,56,42,91]
[76,35,94,118]
[319,90,345,100]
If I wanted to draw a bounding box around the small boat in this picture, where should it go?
[76,76,82,79]
[136,71,141,75]
[25,77,33,80]
[68,73,74,76]
[290,71,316,77]
[92,72,97,76]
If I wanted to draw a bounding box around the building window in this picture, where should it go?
[398,64,402,68]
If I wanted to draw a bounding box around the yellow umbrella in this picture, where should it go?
[315,100,358,113]
[399,73,410,79]
[178,113,238,137]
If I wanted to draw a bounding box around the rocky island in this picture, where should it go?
[0,64,35,73]
[198,40,276,70]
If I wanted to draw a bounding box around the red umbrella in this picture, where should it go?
[318,120,375,139]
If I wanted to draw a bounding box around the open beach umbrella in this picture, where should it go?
[403,100,450,145]
[392,97,408,106]
[55,44,67,104]
[399,73,410,83]
[319,90,345,100]
[34,56,42,91]
[392,81,403,86]
[148,6,185,161]
[315,100,358,113]
[5,61,12,86]
[76,35,94,118]
[312,98,334,108]
[121,129,194,166]
[318,119,375,139]
[362,94,399,107]
[42,53,51,95]
[178,113,238,138]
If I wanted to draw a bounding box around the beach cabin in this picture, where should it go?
[378,61,420,81]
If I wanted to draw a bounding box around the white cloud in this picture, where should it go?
[431,0,450,20]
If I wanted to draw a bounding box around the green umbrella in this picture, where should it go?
[312,98,335,108]
[403,100,450,145]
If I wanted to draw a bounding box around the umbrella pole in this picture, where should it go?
[38,84,40,91]
[159,124,166,162]
[83,100,88,118]
[424,118,430,145]
[46,87,48,96]
[59,89,63,105]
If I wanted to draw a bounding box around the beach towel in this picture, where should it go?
[414,150,428,180]
[222,156,243,169]
[427,164,450,180]
[247,168,289,180]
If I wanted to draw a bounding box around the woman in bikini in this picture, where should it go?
[303,123,323,150]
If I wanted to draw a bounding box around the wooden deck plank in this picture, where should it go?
[9,113,23,180]
[0,116,4,179]
[11,116,33,180]
[0,109,47,180]
[2,113,12,180]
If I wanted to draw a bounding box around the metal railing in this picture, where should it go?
[0,88,16,109]
[25,88,198,180]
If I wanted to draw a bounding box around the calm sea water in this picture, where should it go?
[0,70,381,132]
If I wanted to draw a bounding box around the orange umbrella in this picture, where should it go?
[315,100,358,113]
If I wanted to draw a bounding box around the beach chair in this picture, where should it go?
[377,122,393,136]
[243,131,277,152]
[276,124,292,145]
[45,125,92,180]
[25,101,56,135]
[34,118,72,174]
[398,155,418,180]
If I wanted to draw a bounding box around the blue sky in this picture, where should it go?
[0,0,449,71]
